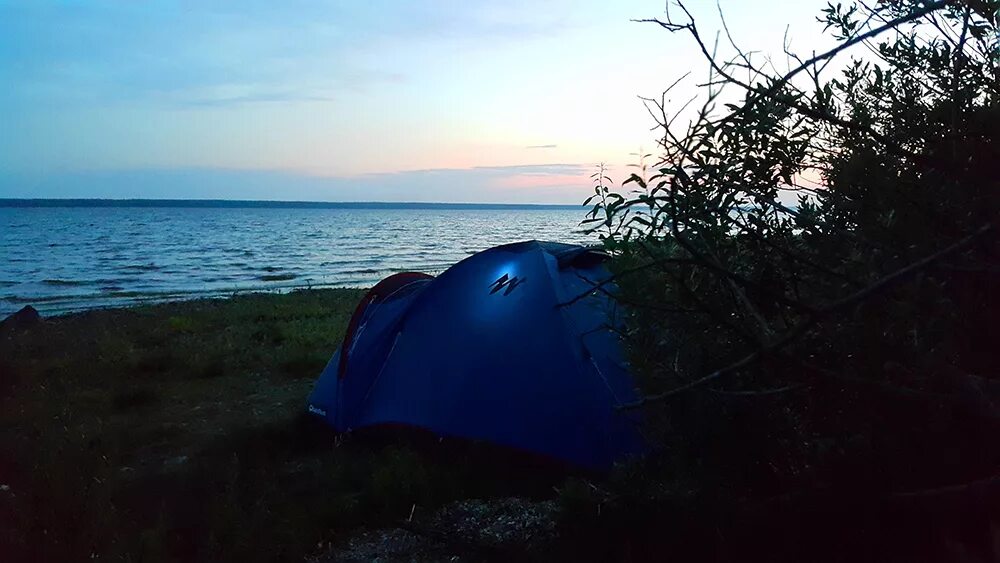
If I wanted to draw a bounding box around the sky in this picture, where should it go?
[0,0,833,203]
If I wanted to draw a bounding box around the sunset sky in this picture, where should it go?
[0,0,831,203]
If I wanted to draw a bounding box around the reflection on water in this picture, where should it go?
[0,206,593,315]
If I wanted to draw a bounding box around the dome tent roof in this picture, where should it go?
[307,240,644,469]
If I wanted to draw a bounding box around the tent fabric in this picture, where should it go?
[306,240,644,469]
[336,271,434,377]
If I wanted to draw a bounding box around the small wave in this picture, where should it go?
[103,290,146,298]
[258,273,297,282]
[42,279,87,286]
[121,263,162,272]
[4,293,92,303]
[200,276,243,283]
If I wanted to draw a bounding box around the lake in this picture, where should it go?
[0,203,596,316]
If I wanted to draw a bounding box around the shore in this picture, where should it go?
[0,290,563,562]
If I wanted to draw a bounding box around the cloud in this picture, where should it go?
[0,2,569,109]
[362,163,589,178]
[525,144,558,149]
[469,163,587,175]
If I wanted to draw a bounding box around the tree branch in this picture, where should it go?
[620,222,994,409]
[636,0,956,164]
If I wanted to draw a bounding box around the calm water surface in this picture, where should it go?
[0,206,594,315]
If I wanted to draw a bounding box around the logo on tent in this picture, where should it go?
[489,273,525,296]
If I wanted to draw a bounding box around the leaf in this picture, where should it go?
[622,173,644,187]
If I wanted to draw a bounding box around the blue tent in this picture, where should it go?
[306,241,644,469]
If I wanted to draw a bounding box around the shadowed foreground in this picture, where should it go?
[4,289,997,562]
[0,290,566,562]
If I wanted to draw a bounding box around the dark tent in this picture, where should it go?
[306,241,644,469]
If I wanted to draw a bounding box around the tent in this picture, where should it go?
[306,240,644,469]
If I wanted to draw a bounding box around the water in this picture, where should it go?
[0,205,595,316]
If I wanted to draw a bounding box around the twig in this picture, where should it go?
[636,0,956,163]
[892,474,1000,500]
[801,360,1000,421]
[663,170,817,316]
[709,383,807,396]
[557,256,699,308]
[572,272,696,314]
[620,222,994,409]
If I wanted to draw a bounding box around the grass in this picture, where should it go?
[4,289,995,562]
[0,289,564,562]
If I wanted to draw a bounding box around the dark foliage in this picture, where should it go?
[579,0,1000,560]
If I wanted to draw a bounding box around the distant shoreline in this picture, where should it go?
[0,198,581,210]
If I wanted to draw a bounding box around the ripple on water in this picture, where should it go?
[258,273,297,282]
[42,279,88,286]
[121,263,163,272]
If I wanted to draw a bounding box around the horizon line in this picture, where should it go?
[0,198,584,209]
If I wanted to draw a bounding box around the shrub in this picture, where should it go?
[580,0,1000,558]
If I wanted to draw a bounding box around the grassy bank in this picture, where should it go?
[4,288,997,562]
[0,290,562,562]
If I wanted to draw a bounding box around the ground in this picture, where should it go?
[5,290,998,562]
[0,290,565,562]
